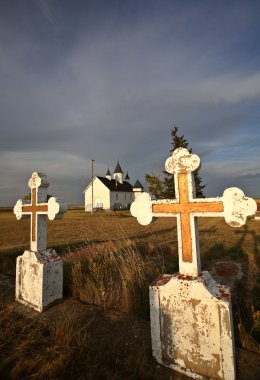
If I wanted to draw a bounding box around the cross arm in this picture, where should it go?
[130,189,257,228]
[14,199,31,220]
[47,197,67,220]
[222,187,257,227]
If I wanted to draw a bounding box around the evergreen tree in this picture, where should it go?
[144,173,164,199]
[145,126,206,198]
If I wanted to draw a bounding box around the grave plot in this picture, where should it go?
[14,172,67,312]
[131,147,257,380]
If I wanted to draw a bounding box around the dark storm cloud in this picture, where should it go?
[0,0,260,205]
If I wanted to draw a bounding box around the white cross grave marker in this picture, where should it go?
[14,172,67,252]
[131,147,257,380]
[14,172,67,312]
[131,148,256,276]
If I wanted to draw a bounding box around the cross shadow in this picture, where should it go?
[234,225,260,269]
[202,223,260,353]
[131,226,177,241]
[200,225,218,234]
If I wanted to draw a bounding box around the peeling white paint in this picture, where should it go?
[14,172,67,312]
[16,249,63,312]
[130,148,257,277]
[150,272,235,380]
[165,147,200,174]
[222,187,257,227]
[130,147,257,379]
[14,172,67,252]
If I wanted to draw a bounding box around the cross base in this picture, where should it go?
[150,271,235,380]
[16,249,63,312]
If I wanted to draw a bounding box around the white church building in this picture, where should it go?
[84,161,144,212]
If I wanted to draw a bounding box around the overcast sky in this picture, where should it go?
[1,0,260,206]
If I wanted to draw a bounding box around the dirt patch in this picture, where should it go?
[209,259,244,290]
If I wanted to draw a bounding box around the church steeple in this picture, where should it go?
[106,169,112,180]
[113,161,124,184]
[125,171,130,181]
[133,179,144,199]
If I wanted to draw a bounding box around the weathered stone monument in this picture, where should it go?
[14,172,67,312]
[131,148,257,380]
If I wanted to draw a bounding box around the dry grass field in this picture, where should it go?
[1,205,259,255]
[0,206,260,379]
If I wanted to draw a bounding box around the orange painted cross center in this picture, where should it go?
[152,172,223,262]
[22,188,48,242]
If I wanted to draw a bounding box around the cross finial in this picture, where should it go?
[131,148,257,276]
[14,172,67,252]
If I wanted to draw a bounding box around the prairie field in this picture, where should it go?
[1,205,259,256]
[0,206,260,379]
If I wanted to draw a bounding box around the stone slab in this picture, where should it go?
[150,271,235,380]
[16,249,63,312]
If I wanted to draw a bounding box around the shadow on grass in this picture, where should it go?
[0,302,176,380]
[131,226,177,241]
[201,225,260,351]
[0,249,24,277]
[234,225,260,269]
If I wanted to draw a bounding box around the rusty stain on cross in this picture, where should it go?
[14,172,67,252]
[22,187,48,243]
[131,148,257,276]
[14,172,49,251]
[152,170,223,263]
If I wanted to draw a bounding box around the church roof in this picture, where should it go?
[114,161,123,174]
[125,171,130,181]
[133,179,144,189]
[106,169,111,176]
[97,177,133,192]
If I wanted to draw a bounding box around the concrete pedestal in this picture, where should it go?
[150,271,235,380]
[16,249,63,312]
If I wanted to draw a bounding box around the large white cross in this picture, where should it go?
[14,172,67,252]
[131,148,257,276]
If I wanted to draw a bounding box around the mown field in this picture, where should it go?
[0,206,260,379]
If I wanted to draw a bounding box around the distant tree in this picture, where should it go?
[23,193,31,201]
[23,193,52,201]
[145,126,206,198]
[144,173,164,199]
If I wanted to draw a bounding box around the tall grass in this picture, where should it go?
[0,302,169,380]
[0,303,89,379]
[1,209,260,373]
[63,239,170,317]
[62,230,260,352]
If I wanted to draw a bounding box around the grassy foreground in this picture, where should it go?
[0,207,260,378]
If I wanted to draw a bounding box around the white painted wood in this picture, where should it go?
[16,249,63,312]
[84,175,136,211]
[130,148,257,276]
[14,172,67,312]
[222,187,257,227]
[165,147,200,174]
[84,177,111,211]
[150,272,236,379]
[14,172,67,252]
[130,147,257,379]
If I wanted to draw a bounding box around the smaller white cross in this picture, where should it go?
[131,148,257,276]
[14,172,67,252]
